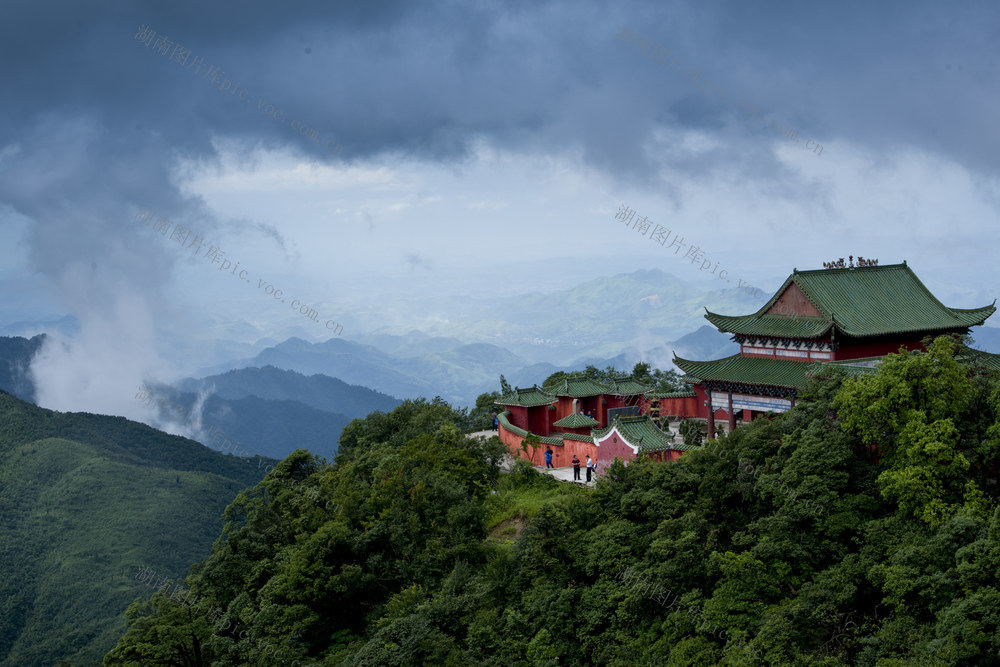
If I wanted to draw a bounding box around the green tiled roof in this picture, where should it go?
[553,412,600,428]
[554,432,595,442]
[540,436,565,445]
[674,354,810,389]
[648,389,697,398]
[957,347,1000,372]
[604,377,652,396]
[592,415,697,453]
[495,385,556,407]
[705,312,832,338]
[806,358,881,378]
[545,377,609,397]
[705,263,995,339]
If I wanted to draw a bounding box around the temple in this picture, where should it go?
[675,260,997,437]
[497,259,998,469]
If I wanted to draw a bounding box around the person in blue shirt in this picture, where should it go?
[544,447,554,469]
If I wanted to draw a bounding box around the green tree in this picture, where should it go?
[877,414,989,528]
[650,367,685,393]
[520,433,542,465]
[837,336,995,527]
[835,336,973,461]
[541,370,570,390]
[338,397,468,456]
[631,362,652,383]
[678,419,704,447]
[469,391,501,431]
[103,343,1000,666]
[104,591,216,665]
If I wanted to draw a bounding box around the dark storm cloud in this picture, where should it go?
[0,0,996,283]
[2,0,998,196]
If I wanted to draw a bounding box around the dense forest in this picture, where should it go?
[0,391,272,666]
[104,337,1000,665]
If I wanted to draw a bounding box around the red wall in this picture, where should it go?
[551,440,599,468]
[769,283,823,318]
[498,422,596,468]
[594,430,639,468]
[506,405,529,430]
[693,386,710,419]
[555,395,605,425]
[657,395,699,419]
[500,422,689,472]
[554,396,576,422]
[529,406,551,436]
[593,430,687,468]
[497,421,524,457]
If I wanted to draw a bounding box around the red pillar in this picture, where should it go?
[706,392,716,440]
[728,392,736,434]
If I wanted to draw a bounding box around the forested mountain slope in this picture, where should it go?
[105,338,1000,665]
[0,391,272,666]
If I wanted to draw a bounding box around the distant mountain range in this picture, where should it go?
[176,365,400,421]
[346,268,780,364]
[193,323,738,406]
[0,390,270,666]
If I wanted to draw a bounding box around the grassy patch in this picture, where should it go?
[484,461,588,546]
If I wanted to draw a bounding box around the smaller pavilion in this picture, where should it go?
[496,385,557,437]
[592,415,697,468]
[552,412,600,435]
[547,377,609,424]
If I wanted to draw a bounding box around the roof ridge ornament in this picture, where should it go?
[822,256,879,269]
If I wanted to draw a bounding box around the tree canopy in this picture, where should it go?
[106,337,1000,665]
[542,362,685,394]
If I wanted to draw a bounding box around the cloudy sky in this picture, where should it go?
[1,0,998,415]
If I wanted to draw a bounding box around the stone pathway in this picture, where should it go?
[467,430,592,483]
[536,464,595,487]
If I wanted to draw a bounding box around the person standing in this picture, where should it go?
[491,411,498,431]
[545,447,554,469]
[585,455,593,482]
[572,455,581,481]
